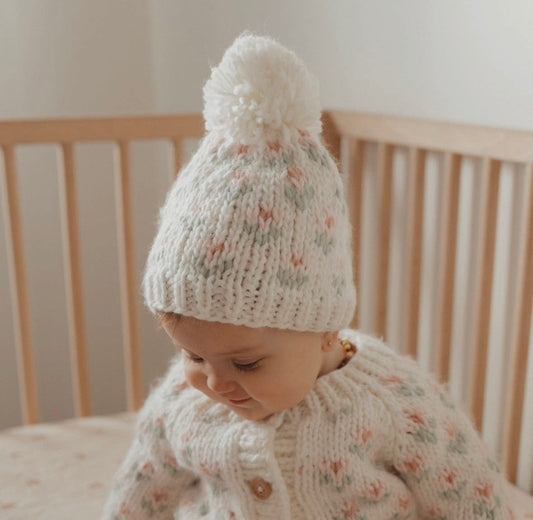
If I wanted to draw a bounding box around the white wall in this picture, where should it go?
[0,0,156,118]
[1,0,532,490]
[149,0,533,129]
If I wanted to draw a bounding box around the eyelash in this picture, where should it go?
[187,356,260,372]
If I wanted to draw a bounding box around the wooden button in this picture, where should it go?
[248,477,272,499]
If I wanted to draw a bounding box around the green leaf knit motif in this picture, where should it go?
[284,183,316,211]
[315,230,336,255]
[276,267,309,289]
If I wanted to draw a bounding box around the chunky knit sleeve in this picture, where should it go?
[102,374,198,519]
[385,357,516,520]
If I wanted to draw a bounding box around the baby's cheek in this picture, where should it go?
[281,372,318,404]
[184,366,205,391]
[256,375,299,403]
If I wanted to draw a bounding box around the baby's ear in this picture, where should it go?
[323,330,339,351]
[331,330,340,341]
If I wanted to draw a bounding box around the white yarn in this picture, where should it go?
[202,31,322,146]
[142,31,356,332]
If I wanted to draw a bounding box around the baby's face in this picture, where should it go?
[162,315,340,422]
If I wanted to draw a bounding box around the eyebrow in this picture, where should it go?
[177,344,263,357]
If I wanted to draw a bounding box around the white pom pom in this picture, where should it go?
[202,31,322,146]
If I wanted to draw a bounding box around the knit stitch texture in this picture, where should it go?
[102,329,515,520]
[141,31,356,332]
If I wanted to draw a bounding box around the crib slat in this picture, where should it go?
[403,148,426,357]
[434,153,462,382]
[113,140,143,412]
[469,158,501,433]
[375,144,394,339]
[57,143,91,417]
[347,139,365,329]
[0,145,39,424]
[170,137,183,184]
[502,163,533,483]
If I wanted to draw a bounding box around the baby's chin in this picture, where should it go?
[241,411,275,422]
[227,403,275,422]
[230,394,312,422]
[229,400,301,423]
[229,406,265,421]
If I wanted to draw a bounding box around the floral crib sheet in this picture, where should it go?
[0,411,136,520]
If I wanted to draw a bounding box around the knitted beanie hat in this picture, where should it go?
[142,31,356,333]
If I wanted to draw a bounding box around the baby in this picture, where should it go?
[102,31,514,520]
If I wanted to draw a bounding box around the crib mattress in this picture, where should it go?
[0,411,136,520]
[1,412,532,520]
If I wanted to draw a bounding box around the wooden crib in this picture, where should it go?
[0,111,532,518]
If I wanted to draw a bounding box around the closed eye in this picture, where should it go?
[234,361,260,372]
[187,355,261,372]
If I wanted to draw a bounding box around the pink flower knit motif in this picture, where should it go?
[436,466,467,501]
[471,479,506,518]
[187,130,345,297]
[284,165,315,211]
[315,208,337,255]
[318,459,353,492]
[330,478,394,520]
[140,489,171,516]
[297,128,335,168]
[171,380,189,395]
[333,500,363,520]
[348,425,375,459]
[443,419,468,454]
[162,451,181,478]
[243,202,282,247]
[360,478,390,503]
[287,166,307,190]
[198,460,226,498]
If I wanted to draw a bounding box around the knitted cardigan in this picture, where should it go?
[102,328,514,520]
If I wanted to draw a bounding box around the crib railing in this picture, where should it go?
[0,115,204,423]
[1,112,531,490]
[321,111,532,487]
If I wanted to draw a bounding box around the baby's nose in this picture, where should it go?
[206,369,237,395]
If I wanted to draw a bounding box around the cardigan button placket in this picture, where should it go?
[248,477,272,499]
